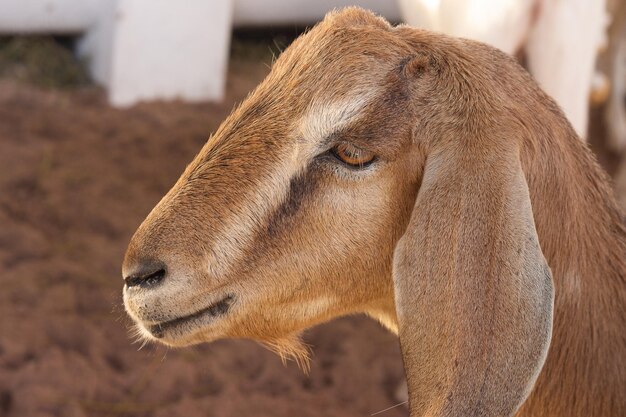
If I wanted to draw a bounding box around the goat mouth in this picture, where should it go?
[147,294,235,339]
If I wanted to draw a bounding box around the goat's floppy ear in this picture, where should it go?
[392,141,554,416]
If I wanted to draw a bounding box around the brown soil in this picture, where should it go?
[0,40,624,417]
[0,56,407,417]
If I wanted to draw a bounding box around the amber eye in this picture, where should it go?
[330,143,376,168]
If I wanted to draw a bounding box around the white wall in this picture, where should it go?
[0,0,100,33]
[233,0,400,25]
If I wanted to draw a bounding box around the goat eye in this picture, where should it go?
[330,143,375,168]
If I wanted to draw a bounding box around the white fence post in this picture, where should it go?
[103,0,233,106]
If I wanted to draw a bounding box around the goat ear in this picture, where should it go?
[392,142,554,416]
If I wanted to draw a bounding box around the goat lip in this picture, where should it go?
[147,294,235,339]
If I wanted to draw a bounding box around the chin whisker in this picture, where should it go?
[261,334,312,374]
[128,323,153,351]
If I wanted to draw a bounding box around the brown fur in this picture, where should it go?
[122,8,625,417]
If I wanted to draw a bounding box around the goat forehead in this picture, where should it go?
[267,33,400,99]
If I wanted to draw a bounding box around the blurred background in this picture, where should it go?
[0,1,625,416]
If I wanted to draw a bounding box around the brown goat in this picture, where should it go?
[122,8,626,417]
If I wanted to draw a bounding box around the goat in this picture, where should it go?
[606,0,626,152]
[122,8,625,417]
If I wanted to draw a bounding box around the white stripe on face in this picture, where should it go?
[298,92,376,152]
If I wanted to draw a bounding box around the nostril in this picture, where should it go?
[124,266,166,288]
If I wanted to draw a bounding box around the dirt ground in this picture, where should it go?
[0,37,624,417]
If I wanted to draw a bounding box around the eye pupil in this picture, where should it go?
[331,143,375,168]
